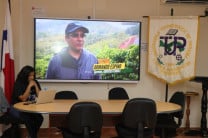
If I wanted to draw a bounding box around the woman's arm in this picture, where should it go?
[18,83,33,102]
[34,80,41,96]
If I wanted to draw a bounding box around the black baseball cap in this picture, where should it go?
[65,23,89,35]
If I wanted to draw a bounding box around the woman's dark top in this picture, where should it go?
[11,79,41,105]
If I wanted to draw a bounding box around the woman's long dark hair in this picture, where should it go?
[16,65,35,84]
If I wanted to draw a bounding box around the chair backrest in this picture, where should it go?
[121,98,157,137]
[66,102,103,137]
[108,87,129,100]
[55,91,78,99]
[169,91,185,124]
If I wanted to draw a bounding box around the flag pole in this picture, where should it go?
[165,8,174,102]
[165,83,168,102]
[8,0,11,13]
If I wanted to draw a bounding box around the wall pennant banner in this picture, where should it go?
[148,16,199,84]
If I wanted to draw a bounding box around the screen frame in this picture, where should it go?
[34,17,141,83]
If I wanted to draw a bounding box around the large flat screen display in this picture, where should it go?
[34,18,141,83]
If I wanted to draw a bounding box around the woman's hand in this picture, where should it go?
[29,80,41,96]
[28,80,37,88]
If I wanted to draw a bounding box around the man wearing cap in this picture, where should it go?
[46,22,100,80]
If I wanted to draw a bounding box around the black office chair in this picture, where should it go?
[61,101,103,138]
[108,87,129,100]
[115,98,157,138]
[50,90,78,132]
[55,90,78,99]
[155,91,185,138]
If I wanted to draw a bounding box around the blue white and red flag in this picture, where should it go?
[0,0,15,103]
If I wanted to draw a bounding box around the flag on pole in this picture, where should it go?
[0,0,15,103]
[148,16,199,84]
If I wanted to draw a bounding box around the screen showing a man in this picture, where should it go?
[46,23,100,80]
[34,18,141,83]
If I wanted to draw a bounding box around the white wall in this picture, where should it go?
[0,0,207,128]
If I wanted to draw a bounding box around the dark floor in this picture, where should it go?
[20,127,203,138]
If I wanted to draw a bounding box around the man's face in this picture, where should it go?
[65,29,86,52]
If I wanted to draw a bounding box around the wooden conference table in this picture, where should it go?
[13,99,181,128]
[13,99,181,114]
